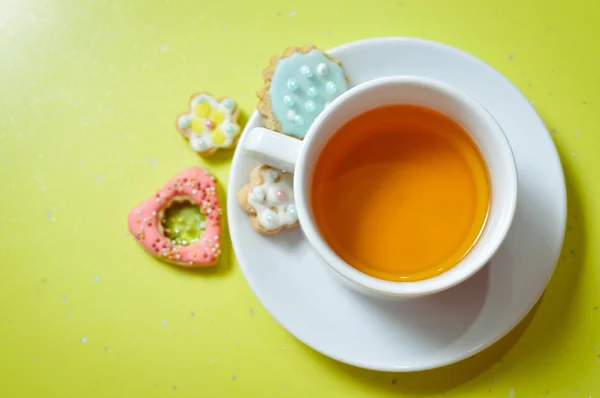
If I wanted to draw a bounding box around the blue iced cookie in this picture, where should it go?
[257,46,349,140]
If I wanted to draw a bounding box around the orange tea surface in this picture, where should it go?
[312,105,490,281]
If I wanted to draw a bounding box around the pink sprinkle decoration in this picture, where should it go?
[276,191,285,201]
[204,119,215,130]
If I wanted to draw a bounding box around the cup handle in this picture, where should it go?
[243,127,302,173]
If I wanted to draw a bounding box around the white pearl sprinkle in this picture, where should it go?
[326,81,337,94]
[177,115,191,129]
[317,63,328,76]
[283,95,295,107]
[287,109,296,120]
[304,100,316,112]
[287,78,299,91]
[300,65,313,77]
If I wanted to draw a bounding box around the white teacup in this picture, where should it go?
[244,76,517,299]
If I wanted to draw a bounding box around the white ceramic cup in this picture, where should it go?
[244,76,517,298]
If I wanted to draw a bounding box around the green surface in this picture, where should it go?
[0,0,598,397]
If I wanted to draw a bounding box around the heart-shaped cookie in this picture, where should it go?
[128,167,222,267]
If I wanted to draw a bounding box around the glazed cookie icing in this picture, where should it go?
[269,50,348,139]
[247,168,297,231]
[177,94,240,153]
[127,167,222,267]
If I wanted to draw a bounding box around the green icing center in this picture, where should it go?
[160,199,205,246]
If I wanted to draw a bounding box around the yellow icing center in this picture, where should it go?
[189,119,205,133]
[210,128,226,144]
[193,102,211,118]
[210,109,225,125]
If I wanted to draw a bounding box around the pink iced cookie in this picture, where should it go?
[127,167,222,267]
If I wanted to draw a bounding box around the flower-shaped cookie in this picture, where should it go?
[257,45,349,140]
[128,167,222,267]
[237,165,298,235]
[176,93,241,156]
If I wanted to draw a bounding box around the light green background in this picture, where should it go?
[0,0,598,396]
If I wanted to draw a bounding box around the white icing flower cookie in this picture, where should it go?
[176,93,241,157]
[237,165,299,235]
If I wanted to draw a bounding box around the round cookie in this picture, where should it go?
[237,165,299,235]
[176,93,241,156]
[257,45,349,140]
[127,167,222,267]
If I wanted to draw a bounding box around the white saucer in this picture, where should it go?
[227,38,566,371]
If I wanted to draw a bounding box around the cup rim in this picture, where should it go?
[293,75,518,297]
